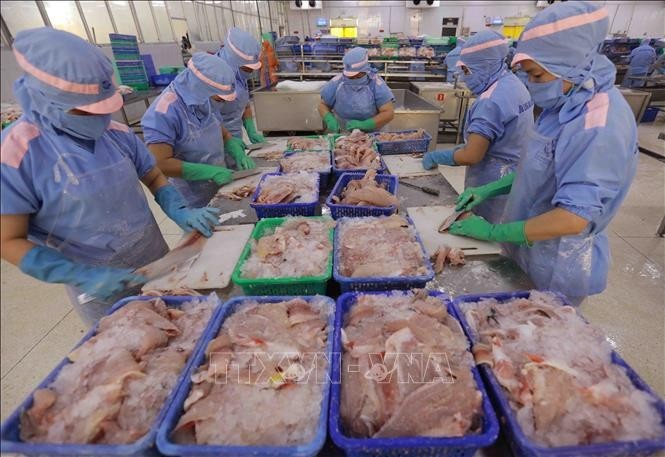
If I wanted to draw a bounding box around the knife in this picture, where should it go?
[438,209,467,232]
[232,169,263,180]
[246,142,273,151]
[399,180,440,196]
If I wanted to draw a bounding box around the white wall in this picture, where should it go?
[286,0,665,37]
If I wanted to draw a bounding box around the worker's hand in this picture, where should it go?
[422,149,457,169]
[323,112,340,133]
[243,118,266,143]
[346,118,377,132]
[449,215,527,245]
[455,172,516,211]
[18,246,145,300]
[170,206,221,237]
[182,162,234,185]
[225,137,256,170]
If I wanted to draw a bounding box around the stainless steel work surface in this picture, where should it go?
[252,85,324,132]
[387,89,442,151]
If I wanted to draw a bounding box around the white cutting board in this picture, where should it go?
[439,166,466,195]
[407,206,501,256]
[383,154,439,178]
[248,137,289,159]
[213,166,277,198]
[143,224,254,291]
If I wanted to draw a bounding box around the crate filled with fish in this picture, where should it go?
[250,171,320,219]
[326,170,399,219]
[372,129,432,155]
[286,135,331,152]
[329,290,499,456]
[231,217,335,296]
[157,295,335,457]
[332,130,386,179]
[279,150,332,190]
[453,290,665,457]
[0,295,221,456]
[333,215,434,292]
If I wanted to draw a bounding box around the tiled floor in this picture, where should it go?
[1,129,664,423]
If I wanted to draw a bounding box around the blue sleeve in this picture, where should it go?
[372,76,395,109]
[465,99,505,143]
[552,125,634,222]
[141,104,179,146]
[0,162,39,215]
[320,77,341,107]
[127,133,157,178]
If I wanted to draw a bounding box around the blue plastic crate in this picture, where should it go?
[156,295,336,456]
[333,216,434,292]
[279,151,332,190]
[151,73,177,86]
[326,172,398,219]
[451,290,665,457]
[372,129,432,155]
[0,295,222,456]
[332,157,387,180]
[329,290,500,456]
[250,172,320,219]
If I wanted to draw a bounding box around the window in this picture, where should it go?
[194,2,210,40]
[43,1,87,39]
[206,4,219,41]
[215,6,227,38]
[223,7,234,31]
[132,1,159,42]
[166,0,184,18]
[80,1,114,44]
[108,1,138,36]
[0,1,44,36]
[152,1,174,42]
[182,1,201,40]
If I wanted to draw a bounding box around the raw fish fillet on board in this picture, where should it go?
[19,296,217,445]
[460,291,665,447]
[172,298,331,445]
[340,291,482,438]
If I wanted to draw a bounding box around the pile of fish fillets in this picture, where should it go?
[334,130,382,170]
[172,297,331,445]
[280,151,331,173]
[20,297,216,444]
[240,218,334,279]
[375,129,427,142]
[287,136,330,151]
[331,170,398,207]
[460,291,665,447]
[341,291,482,438]
[255,172,318,204]
[338,215,428,278]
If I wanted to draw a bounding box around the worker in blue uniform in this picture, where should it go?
[423,30,534,223]
[0,28,219,325]
[624,39,657,88]
[448,1,639,305]
[215,27,265,145]
[318,47,395,132]
[444,37,466,83]
[142,53,254,208]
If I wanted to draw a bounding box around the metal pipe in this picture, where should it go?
[128,0,144,42]
[74,0,94,43]
[105,1,118,33]
[35,1,52,27]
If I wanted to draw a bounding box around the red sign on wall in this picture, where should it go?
[436,93,446,101]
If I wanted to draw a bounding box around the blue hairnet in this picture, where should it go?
[11,27,122,116]
[512,1,612,86]
[173,53,236,106]
[458,30,509,92]
[343,47,370,76]
[217,27,261,70]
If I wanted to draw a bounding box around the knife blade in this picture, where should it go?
[438,209,467,232]
[399,180,440,196]
[246,142,273,151]
[232,169,263,180]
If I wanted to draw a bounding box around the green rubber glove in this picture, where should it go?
[449,215,528,245]
[225,137,256,170]
[182,162,233,185]
[346,118,377,132]
[243,118,265,144]
[455,172,516,212]
[323,112,340,133]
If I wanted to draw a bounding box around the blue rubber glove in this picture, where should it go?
[19,246,145,300]
[422,148,459,170]
[155,185,220,237]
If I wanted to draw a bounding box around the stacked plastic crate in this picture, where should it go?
[109,33,149,91]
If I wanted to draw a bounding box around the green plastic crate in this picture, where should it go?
[159,66,185,75]
[231,216,334,295]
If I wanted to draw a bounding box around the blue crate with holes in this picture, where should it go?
[329,290,500,456]
[279,151,332,190]
[250,172,320,219]
[156,295,335,457]
[372,129,432,155]
[326,172,398,219]
[333,216,434,292]
[451,290,665,457]
[0,295,222,456]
